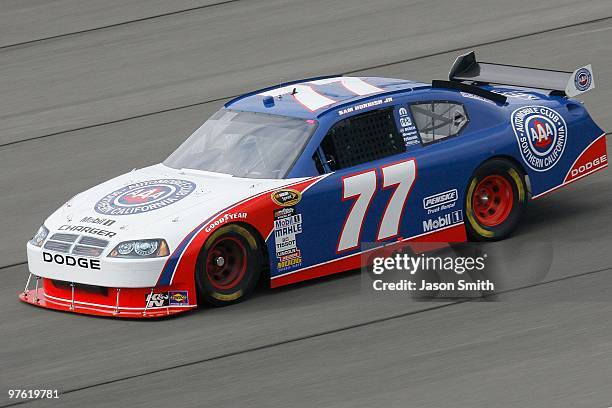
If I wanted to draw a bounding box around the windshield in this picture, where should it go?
[164,109,317,179]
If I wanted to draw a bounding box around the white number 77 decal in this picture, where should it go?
[337,159,417,252]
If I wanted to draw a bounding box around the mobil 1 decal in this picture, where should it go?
[395,106,420,147]
[273,207,303,272]
[512,106,567,172]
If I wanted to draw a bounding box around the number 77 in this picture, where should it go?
[337,159,417,252]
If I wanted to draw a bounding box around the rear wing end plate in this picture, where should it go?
[449,51,595,97]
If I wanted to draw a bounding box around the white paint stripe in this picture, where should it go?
[310,77,383,96]
[532,133,607,199]
[294,85,336,111]
[532,164,608,199]
[260,78,382,111]
[44,293,196,310]
[260,85,335,111]
[564,133,607,181]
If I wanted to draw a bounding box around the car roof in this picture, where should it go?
[224,76,429,119]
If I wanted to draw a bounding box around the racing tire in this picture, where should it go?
[196,224,263,306]
[465,159,527,241]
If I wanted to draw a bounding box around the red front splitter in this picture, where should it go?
[19,278,197,319]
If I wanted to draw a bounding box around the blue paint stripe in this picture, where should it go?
[157,217,215,286]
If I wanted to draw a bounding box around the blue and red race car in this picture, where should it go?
[21,51,607,317]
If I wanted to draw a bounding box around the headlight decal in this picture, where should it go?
[134,240,159,257]
[30,225,49,247]
[108,239,169,258]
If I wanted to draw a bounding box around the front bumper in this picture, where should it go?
[27,243,167,288]
[19,275,196,318]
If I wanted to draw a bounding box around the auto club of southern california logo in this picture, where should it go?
[574,68,592,92]
[511,105,567,172]
[95,179,197,215]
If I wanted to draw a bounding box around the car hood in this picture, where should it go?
[43,163,297,248]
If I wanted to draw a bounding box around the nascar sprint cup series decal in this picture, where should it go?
[95,179,196,215]
[512,106,567,172]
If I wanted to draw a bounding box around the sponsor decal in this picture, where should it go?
[58,224,116,238]
[169,291,189,306]
[574,68,592,92]
[145,292,169,308]
[145,291,190,308]
[95,179,196,215]
[568,154,607,180]
[204,212,248,233]
[80,216,115,227]
[397,106,420,147]
[565,136,608,183]
[494,91,538,100]
[423,210,463,233]
[338,97,394,116]
[274,207,303,271]
[42,252,101,270]
[399,116,411,127]
[271,189,301,207]
[511,106,567,172]
[423,189,458,214]
[460,92,495,104]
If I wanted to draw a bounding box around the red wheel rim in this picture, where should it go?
[205,237,247,290]
[472,175,514,227]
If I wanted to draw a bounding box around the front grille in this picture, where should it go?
[72,245,104,257]
[49,233,78,243]
[44,240,72,253]
[78,236,109,248]
[52,280,109,296]
[42,233,109,258]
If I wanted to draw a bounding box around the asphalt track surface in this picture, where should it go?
[1,1,612,407]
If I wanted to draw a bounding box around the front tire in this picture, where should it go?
[196,224,262,306]
[465,159,527,241]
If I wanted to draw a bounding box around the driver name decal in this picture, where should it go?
[511,106,567,172]
[95,179,196,215]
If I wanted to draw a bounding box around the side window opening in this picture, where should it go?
[312,150,325,175]
[410,102,468,145]
[315,107,406,173]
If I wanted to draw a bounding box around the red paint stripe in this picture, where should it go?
[166,177,326,286]
[271,223,466,288]
[532,133,607,200]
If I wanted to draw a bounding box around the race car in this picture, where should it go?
[20,51,607,317]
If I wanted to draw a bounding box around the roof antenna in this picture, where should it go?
[277,77,284,99]
[291,87,298,95]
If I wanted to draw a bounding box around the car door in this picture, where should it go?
[270,101,471,283]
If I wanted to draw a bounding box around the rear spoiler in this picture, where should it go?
[449,51,595,97]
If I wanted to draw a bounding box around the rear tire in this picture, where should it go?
[196,224,262,306]
[465,159,527,241]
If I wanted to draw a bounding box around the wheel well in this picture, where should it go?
[194,221,271,303]
[199,221,270,283]
[232,221,271,286]
[473,155,531,196]
[235,221,269,261]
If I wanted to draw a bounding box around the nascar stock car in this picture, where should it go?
[21,51,607,317]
